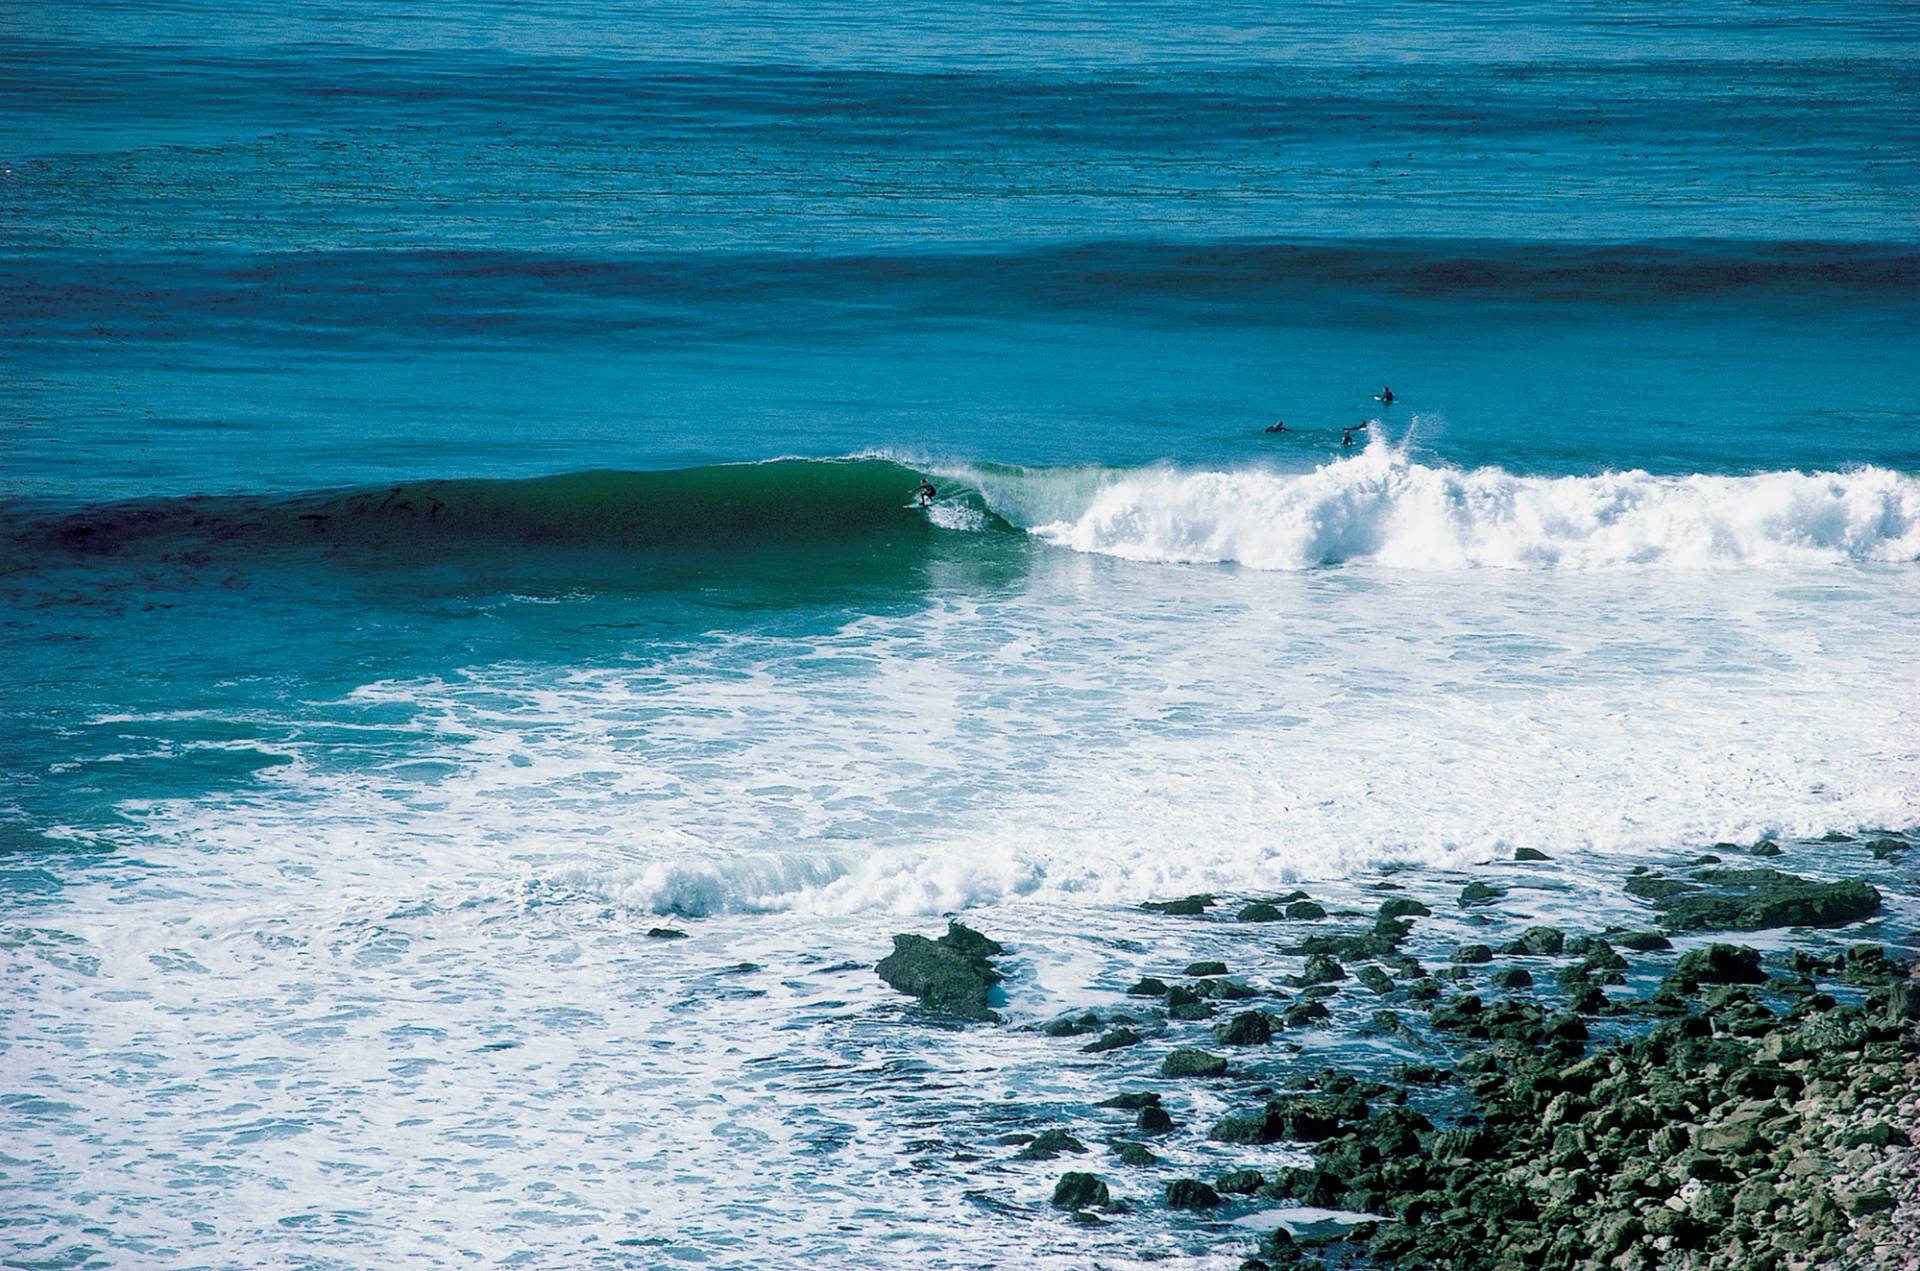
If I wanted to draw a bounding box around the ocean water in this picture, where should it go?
[3,2,1918,1267]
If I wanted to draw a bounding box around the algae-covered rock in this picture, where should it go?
[1214,1010,1273,1046]
[646,927,688,939]
[1654,869,1880,932]
[1185,960,1229,976]
[1459,881,1506,906]
[1142,894,1215,916]
[1612,930,1672,952]
[1674,943,1766,984]
[1111,1141,1158,1166]
[1514,847,1550,861]
[1082,1027,1143,1053]
[1490,966,1533,990]
[1299,953,1347,984]
[1217,1168,1265,1194]
[1165,1178,1222,1209]
[1137,1104,1176,1135]
[1284,900,1326,920]
[1378,897,1432,920]
[1503,925,1565,956]
[876,927,1003,1021]
[1453,943,1493,965]
[1126,976,1169,997]
[1017,1129,1086,1160]
[1162,1048,1228,1078]
[1237,901,1284,923]
[1051,1171,1109,1209]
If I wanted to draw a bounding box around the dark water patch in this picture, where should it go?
[7,241,1918,349]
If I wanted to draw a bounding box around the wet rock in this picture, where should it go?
[1653,868,1880,932]
[1865,837,1909,860]
[1459,881,1506,906]
[1217,1168,1265,1194]
[1453,943,1493,964]
[1356,965,1395,994]
[1285,900,1326,920]
[940,921,1005,959]
[1043,1012,1102,1037]
[1082,1028,1143,1053]
[1513,847,1550,861]
[875,926,1003,1021]
[1378,897,1432,920]
[1166,1178,1222,1209]
[1214,1010,1273,1046]
[1162,1048,1228,1078]
[1111,1141,1158,1166]
[1193,977,1259,1000]
[1282,999,1330,1027]
[1137,1105,1176,1135]
[1142,894,1215,915]
[1299,954,1347,984]
[1611,930,1672,952]
[646,927,688,939]
[1490,967,1533,990]
[1051,1171,1109,1209]
[1186,960,1229,977]
[1126,977,1170,997]
[1094,1092,1159,1110]
[1504,925,1566,956]
[1017,1129,1086,1160]
[1674,943,1766,984]
[1750,839,1782,857]
[1238,902,1284,923]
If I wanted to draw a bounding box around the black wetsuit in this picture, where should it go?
[915,482,937,505]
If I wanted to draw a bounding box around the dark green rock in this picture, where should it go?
[1186,960,1229,976]
[1356,965,1395,994]
[1082,1027,1143,1053]
[646,927,688,939]
[1017,1129,1086,1160]
[1111,1141,1158,1166]
[939,920,1005,958]
[1513,847,1550,861]
[1865,837,1909,860]
[1217,1168,1265,1194]
[1656,869,1880,932]
[1504,925,1566,956]
[1137,1104,1176,1135]
[1214,1010,1273,1046]
[1674,943,1765,984]
[875,931,1001,1021]
[1612,930,1672,952]
[1238,902,1284,923]
[1162,1048,1228,1078]
[1490,967,1533,990]
[1142,894,1215,916]
[1285,900,1327,920]
[1459,881,1506,906]
[1453,943,1493,964]
[1126,976,1169,997]
[1051,1171,1109,1209]
[1096,1092,1161,1110]
[1378,897,1432,920]
[1300,953,1347,984]
[1166,1178,1222,1209]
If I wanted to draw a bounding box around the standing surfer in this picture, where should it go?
[912,479,937,507]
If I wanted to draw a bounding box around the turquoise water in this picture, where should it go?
[3,2,1918,1267]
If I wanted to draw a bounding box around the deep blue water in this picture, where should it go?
[2,3,1917,1267]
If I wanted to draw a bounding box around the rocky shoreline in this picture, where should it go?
[877,838,1917,1269]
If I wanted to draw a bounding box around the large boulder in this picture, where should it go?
[875,922,1005,1021]
[1653,869,1880,932]
[1674,943,1766,984]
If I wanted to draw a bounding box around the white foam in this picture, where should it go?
[997,436,1920,570]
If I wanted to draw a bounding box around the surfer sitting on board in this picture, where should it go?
[1378,386,1395,405]
[912,479,937,507]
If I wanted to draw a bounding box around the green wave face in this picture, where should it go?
[14,459,1022,562]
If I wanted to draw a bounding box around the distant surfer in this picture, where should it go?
[1378,386,1395,406]
[912,479,937,507]
[1265,420,1289,433]
[1342,423,1368,448]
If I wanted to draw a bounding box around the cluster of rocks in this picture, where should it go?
[872,853,1915,1268]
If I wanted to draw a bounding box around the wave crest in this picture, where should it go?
[1022,438,1920,570]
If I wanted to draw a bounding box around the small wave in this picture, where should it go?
[1021,435,1920,570]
